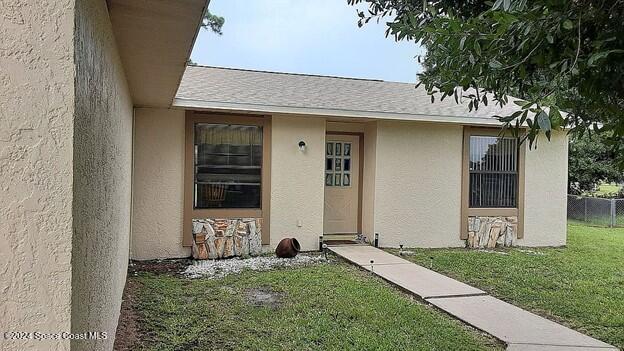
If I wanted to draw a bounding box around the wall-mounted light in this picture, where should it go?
[298,140,307,152]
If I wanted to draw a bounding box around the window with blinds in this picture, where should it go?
[469,136,518,208]
[194,123,262,209]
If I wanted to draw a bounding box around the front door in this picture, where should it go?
[324,135,360,234]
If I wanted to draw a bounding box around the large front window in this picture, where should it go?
[194,123,262,209]
[469,136,518,208]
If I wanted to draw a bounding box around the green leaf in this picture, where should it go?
[510,110,523,118]
[489,59,503,69]
[536,110,551,132]
[520,110,528,126]
[459,36,466,50]
[474,40,481,55]
[562,20,573,30]
[549,107,563,129]
[588,50,624,67]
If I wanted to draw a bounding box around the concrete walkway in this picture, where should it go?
[329,245,617,351]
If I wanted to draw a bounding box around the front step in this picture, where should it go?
[323,233,363,246]
[323,233,358,241]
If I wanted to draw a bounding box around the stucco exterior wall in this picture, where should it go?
[519,131,568,246]
[361,121,378,242]
[270,115,326,251]
[131,108,190,260]
[374,121,465,248]
[0,1,75,350]
[71,0,133,350]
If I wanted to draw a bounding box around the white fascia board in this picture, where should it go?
[173,98,505,126]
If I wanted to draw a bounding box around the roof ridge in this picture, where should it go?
[187,64,395,83]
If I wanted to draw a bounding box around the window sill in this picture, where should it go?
[467,208,518,216]
[191,208,262,219]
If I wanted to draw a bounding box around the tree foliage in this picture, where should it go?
[202,9,225,35]
[188,9,225,66]
[349,0,624,163]
[568,132,623,194]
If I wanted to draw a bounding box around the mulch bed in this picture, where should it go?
[113,278,140,351]
[129,259,191,276]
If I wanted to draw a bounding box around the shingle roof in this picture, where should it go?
[174,65,520,125]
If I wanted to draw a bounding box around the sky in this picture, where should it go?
[190,0,424,83]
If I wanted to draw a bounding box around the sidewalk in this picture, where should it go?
[329,245,617,351]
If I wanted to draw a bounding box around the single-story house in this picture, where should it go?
[130,65,568,261]
[1,0,567,349]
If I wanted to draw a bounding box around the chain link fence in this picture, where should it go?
[567,195,624,227]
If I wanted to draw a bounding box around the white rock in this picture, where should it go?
[183,254,327,279]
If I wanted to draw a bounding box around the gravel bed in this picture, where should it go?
[183,254,327,279]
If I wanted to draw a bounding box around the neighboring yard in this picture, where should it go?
[115,258,501,351]
[594,183,622,196]
[388,224,624,349]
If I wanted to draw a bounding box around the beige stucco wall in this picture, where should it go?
[361,121,378,242]
[270,115,326,251]
[128,111,568,258]
[519,130,568,246]
[71,0,134,350]
[131,108,190,260]
[374,121,465,248]
[0,1,75,350]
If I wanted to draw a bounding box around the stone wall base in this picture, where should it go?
[192,218,262,259]
[467,216,517,249]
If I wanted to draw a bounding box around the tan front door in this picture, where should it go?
[324,134,360,234]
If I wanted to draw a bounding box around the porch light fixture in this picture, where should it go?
[298,140,306,152]
[374,233,379,247]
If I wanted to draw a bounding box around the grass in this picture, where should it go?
[125,261,502,351]
[387,224,624,349]
[595,183,622,196]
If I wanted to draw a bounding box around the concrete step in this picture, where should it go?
[323,233,358,241]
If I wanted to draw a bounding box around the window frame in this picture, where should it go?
[468,135,518,208]
[184,111,271,246]
[460,127,525,239]
[325,141,353,187]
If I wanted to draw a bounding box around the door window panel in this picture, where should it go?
[325,141,352,187]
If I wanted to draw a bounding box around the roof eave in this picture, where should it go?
[172,98,506,126]
[109,0,209,108]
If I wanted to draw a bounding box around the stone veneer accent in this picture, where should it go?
[467,216,517,248]
[192,218,262,259]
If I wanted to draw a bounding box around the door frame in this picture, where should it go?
[324,131,364,234]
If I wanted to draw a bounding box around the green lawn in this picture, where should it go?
[387,224,624,349]
[595,183,622,196]
[121,261,502,351]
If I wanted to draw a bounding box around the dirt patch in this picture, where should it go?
[113,279,141,351]
[129,259,190,276]
[244,287,285,309]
